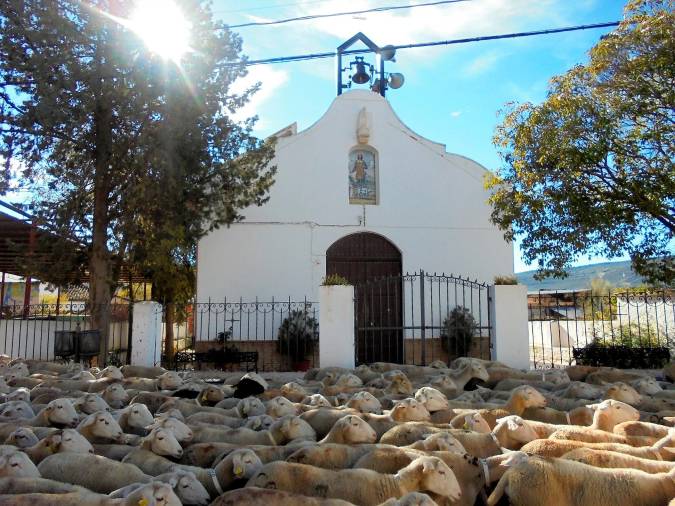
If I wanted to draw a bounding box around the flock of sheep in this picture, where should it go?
[0,356,674,505]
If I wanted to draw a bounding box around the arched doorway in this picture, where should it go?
[326,233,402,364]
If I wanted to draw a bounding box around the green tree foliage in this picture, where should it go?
[486,0,674,284]
[0,1,276,359]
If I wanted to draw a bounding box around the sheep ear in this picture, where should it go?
[507,418,520,431]
[80,415,95,428]
[421,459,435,473]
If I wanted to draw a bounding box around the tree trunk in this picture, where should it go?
[90,53,114,367]
[164,304,175,366]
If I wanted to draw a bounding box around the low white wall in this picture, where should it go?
[319,285,355,369]
[0,319,129,361]
[131,302,162,367]
[489,284,529,370]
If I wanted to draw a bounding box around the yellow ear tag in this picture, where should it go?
[235,466,243,476]
[138,498,149,506]
[462,422,469,431]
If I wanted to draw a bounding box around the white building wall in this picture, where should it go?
[198,90,513,333]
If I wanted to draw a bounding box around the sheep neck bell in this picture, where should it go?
[207,468,224,495]
[478,458,490,488]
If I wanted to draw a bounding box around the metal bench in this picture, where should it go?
[175,348,258,372]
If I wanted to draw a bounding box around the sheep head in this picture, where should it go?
[0,450,40,478]
[125,481,182,506]
[494,416,539,444]
[631,377,662,395]
[335,373,363,388]
[198,385,224,405]
[387,375,414,395]
[125,403,154,429]
[76,393,111,414]
[0,377,9,394]
[417,432,466,453]
[414,387,449,412]
[468,363,490,383]
[238,397,265,418]
[281,381,308,398]
[244,415,275,431]
[463,412,491,433]
[514,386,547,409]
[158,470,210,506]
[220,448,263,481]
[147,417,193,443]
[347,391,382,414]
[266,396,297,418]
[5,428,39,448]
[390,398,430,422]
[430,375,457,392]
[303,394,331,408]
[399,456,461,503]
[104,383,129,406]
[0,400,33,421]
[143,428,183,458]
[333,415,377,444]
[586,399,640,427]
[275,416,316,442]
[99,366,123,380]
[59,429,94,454]
[45,398,79,427]
[5,388,30,404]
[78,410,124,441]
[158,372,183,391]
[8,362,29,377]
[604,383,642,406]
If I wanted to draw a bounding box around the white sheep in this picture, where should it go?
[0,450,40,478]
[5,428,39,448]
[247,455,461,506]
[406,432,467,453]
[102,383,130,408]
[140,427,183,458]
[547,400,642,444]
[77,410,125,442]
[211,487,354,505]
[319,415,377,444]
[113,403,154,434]
[190,415,315,445]
[414,387,448,413]
[37,452,151,493]
[488,453,675,506]
[302,394,332,408]
[73,393,112,415]
[109,469,210,505]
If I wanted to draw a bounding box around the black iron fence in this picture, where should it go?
[0,302,131,364]
[354,271,492,366]
[159,298,319,372]
[528,290,674,369]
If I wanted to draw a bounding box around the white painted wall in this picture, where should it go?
[131,302,162,366]
[198,90,513,336]
[319,285,355,369]
[489,284,529,370]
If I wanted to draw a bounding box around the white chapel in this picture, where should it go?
[196,89,513,303]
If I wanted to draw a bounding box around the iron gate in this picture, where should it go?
[354,270,492,366]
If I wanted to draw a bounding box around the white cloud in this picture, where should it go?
[463,50,502,76]
[450,110,462,117]
[229,66,289,128]
[245,0,568,55]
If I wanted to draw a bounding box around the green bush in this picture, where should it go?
[441,307,477,358]
[322,274,351,286]
[277,309,319,363]
[494,275,518,285]
[589,323,661,348]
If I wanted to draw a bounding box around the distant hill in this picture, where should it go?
[516,260,648,291]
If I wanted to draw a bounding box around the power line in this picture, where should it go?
[211,0,344,16]
[230,21,620,66]
[228,0,470,29]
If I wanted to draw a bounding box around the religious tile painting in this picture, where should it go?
[348,149,377,205]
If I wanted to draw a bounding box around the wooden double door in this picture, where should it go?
[326,232,403,364]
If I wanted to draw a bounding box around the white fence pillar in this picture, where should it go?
[489,284,530,370]
[131,302,162,367]
[319,285,355,369]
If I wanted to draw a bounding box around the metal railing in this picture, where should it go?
[354,271,492,366]
[528,290,674,369]
[159,298,319,372]
[0,302,131,364]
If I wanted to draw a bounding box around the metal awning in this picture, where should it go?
[0,199,149,283]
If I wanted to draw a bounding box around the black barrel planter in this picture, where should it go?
[573,345,670,369]
[54,329,101,363]
[54,331,77,360]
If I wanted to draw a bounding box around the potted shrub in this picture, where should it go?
[441,306,477,359]
[277,308,319,371]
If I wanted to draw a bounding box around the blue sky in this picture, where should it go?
[211,0,630,272]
